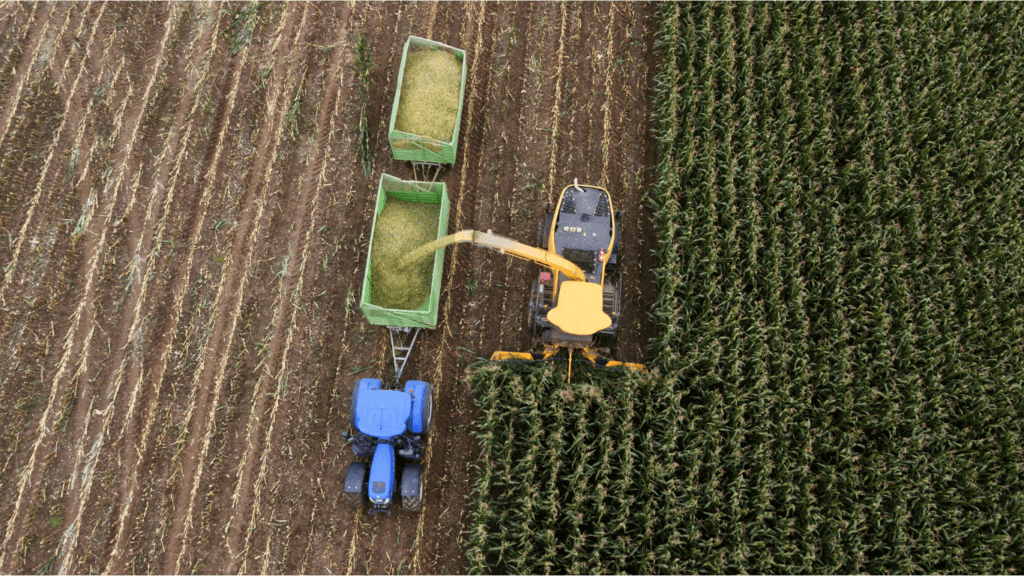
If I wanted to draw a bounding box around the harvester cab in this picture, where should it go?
[342,378,433,515]
[491,179,644,372]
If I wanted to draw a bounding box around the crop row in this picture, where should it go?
[465,3,1023,574]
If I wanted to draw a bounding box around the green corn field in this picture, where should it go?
[465,3,1023,573]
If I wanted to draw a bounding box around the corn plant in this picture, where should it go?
[465,3,1024,574]
[354,33,374,177]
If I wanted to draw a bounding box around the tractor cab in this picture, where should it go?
[343,378,432,515]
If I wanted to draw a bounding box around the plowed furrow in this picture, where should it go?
[113,15,255,574]
[226,7,326,573]
[50,7,217,573]
[0,2,95,308]
[0,3,171,569]
[162,5,307,573]
[101,4,226,569]
[0,2,55,153]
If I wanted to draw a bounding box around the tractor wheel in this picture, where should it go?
[343,462,368,508]
[536,213,554,250]
[350,383,360,428]
[401,464,423,512]
[420,385,433,436]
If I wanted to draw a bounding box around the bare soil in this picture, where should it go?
[0,2,659,573]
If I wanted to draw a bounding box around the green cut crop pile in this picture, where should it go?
[370,199,441,310]
[395,48,462,143]
[465,3,1024,574]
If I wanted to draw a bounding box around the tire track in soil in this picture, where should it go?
[606,4,659,364]
[220,6,331,573]
[0,3,165,569]
[408,3,494,573]
[161,4,307,573]
[51,7,219,573]
[110,6,259,571]
[473,3,535,365]
[244,12,361,567]
[341,4,435,573]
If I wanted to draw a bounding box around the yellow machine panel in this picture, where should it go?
[545,281,611,336]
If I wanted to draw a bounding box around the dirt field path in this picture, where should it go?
[0,3,658,573]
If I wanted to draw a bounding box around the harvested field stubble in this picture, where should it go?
[370,199,440,310]
[0,2,662,574]
[395,48,461,143]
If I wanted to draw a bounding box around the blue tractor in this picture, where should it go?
[342,378,433,514]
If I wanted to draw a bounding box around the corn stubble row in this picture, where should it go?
[465,4,1024,574]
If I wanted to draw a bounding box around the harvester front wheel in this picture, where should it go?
[401,464,423,512]
[343,462,368,508]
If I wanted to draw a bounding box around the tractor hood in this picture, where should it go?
[356,389,412,438]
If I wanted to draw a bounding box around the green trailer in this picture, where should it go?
[360,174,449,380]
[388,36,467,166]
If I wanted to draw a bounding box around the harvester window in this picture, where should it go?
[562,248,597,274]
[561,191,577,214]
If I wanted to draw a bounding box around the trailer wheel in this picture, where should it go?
[401,464,423,512]
[344,462,368,508]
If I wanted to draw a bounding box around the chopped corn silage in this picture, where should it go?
[370,199,442,310]
[395,48,462,143]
